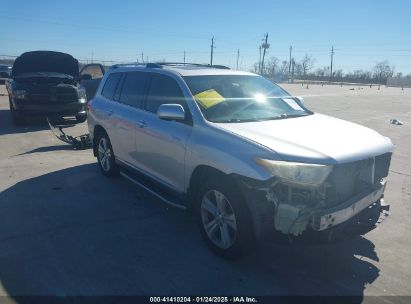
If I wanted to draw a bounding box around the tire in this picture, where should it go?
[96,133,119,177]
[196,176,256,259]
[75,114,87,123]
[9,100,24,125]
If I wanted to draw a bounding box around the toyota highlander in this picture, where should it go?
[87,63,393,258]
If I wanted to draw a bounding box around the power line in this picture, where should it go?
[0,14,210,40]
[5,12,410,50]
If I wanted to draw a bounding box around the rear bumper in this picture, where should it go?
[311,180,386,231]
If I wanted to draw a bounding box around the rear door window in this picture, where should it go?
[101,73,122,100]
[145,73,186,114]
[119,72,149,108]
[113,73,125,101]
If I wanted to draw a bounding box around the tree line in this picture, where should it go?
[251,55,408,85]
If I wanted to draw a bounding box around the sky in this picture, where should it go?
[0,0,410,74]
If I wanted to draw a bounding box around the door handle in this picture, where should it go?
[105,109,114,116]
[138,120,147,128]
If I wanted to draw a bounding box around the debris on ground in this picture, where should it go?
[47,118,92,149]
[390,119,403,125]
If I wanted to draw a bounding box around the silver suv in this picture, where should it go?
[87,63,393,258]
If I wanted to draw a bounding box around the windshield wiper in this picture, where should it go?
[268,113,310,120]
[211,118,259,123]
[210,112,311,123]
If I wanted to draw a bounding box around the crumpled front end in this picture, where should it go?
[237,152,392,238]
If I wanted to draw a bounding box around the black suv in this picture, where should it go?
[6,51,89,124]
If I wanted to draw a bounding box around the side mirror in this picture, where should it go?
[80,74,92,81]
[295,96,305,105]
[157,104,185,121]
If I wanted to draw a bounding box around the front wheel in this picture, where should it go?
[197,178,255,259]
[9,100,24,125]
[96,133,119,177]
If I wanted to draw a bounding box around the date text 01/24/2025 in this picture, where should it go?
[149,296,258,303]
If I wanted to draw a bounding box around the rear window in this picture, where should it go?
[119,72,148,108]
[101,73,122,100]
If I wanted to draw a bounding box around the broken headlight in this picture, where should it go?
[256,159,333,187]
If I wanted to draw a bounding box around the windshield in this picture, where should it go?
[184,75,312,123]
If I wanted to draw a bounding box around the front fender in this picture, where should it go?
[184,124,279,191]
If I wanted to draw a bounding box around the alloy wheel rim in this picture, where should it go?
[98,138,112,172]
[201,189,237,249]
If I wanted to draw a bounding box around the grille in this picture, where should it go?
[375,152,392,182]
[29,86,79,104]
[324,152,391,207]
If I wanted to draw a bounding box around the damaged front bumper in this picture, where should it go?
[47,118,92,150]
[311,179,386,231]
[235,174,388,240]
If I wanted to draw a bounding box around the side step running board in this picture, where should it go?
[120,171,187,210]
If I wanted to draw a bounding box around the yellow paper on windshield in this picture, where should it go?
[194,89,225,109]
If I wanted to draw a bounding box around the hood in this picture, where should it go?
[12,51,79,78]
[215,113,394,164]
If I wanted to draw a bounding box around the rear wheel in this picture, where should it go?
[197,177,255,259]
[96,133,119,177]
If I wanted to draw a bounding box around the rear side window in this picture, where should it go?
[101,73,122,100]
[145,73,185,114]
[119,72,148,108]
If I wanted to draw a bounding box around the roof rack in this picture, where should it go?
[110,62,231,70]
[158,62,230,69]
[110,63,162,69]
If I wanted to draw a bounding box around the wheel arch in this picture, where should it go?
[187,165,254,216]
[189,165,258,256]
[187,165,227,205]
[92,125,108,156]
[188,165,274,241]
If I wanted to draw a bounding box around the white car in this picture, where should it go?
[87,63,393,258]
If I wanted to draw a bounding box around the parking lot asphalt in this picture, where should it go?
[0,84,410,300]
